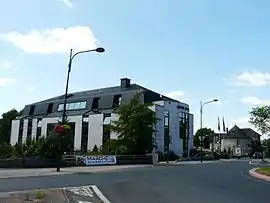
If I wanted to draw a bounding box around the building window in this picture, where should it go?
[29,105,35,115]
[36,118,42,140]
[91,97,100,110]
[26,119,32,141]
[58,104,64,111]
[18,120,24,144]
[164,110,170,152]
[164,117,169,127]
[164,110,169,127]
[47,124,54,137]
[113,95,122,108]
[177,105,185,110]
[47,103,53,114]
[57,101,87,111]
[81,116,89,152]
[103,113,111,144]
[236,139,240,146]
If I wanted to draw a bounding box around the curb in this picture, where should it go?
[156,160,221,166]
[249,168,270,182]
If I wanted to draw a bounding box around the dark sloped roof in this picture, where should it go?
[34,84,142,104]
[224,125,261,140]
[20,79,190,118]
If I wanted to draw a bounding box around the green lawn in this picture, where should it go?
[255,168,270,176]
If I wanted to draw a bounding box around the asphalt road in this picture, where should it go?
[0,162,270,203]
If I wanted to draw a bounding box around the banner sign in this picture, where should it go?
[76,155,117,166]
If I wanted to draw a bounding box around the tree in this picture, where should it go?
[194,128,214,148]
[249,105,270,135]
[110,93,158,155]
[0,109,19,143]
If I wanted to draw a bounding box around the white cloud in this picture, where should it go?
[232,117,252,129]
[164,91,192,103]
[26,86,36,91]
[241,96,270,105]
[165,91,184,100]
[59,0,73,7]
[1,61,11,70]
[0,77,16,86]
[233,71,270,86]
[1,26,98,54]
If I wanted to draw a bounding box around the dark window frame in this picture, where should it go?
[112,94,122,108]
[47,103,54,114]
[29,105,35,115]
[81,115,89,152]
[18,120,24,145]
[91,97,100,110]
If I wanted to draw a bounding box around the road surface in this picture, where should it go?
[0,162,269,203]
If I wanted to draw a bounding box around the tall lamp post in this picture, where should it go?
[200,99,218,164]
[57,47,105,172]
[62,47,105,123]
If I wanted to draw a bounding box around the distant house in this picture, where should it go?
[210,125,261,155]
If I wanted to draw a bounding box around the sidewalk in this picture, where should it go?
[0,165,150,179]
[157,160,220,165]
[157,158,251,165]
[0,185,111,203]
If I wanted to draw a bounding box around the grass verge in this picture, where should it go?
[255,168,270,176]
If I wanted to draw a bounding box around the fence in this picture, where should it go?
[0,154,154,168]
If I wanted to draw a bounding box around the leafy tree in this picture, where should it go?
[194,128,214,148]
[249,105,270,135]
[262,139,270,157]
[0,109,19,143]
[110,93,158,155]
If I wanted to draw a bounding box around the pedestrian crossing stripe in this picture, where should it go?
[66,187,94,197]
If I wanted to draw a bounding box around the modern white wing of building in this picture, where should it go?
[10,78,194,156]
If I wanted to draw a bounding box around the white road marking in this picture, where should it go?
[91,185,111,203]
[66,186,94,197]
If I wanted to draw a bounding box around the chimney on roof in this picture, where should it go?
[120,78,131,88]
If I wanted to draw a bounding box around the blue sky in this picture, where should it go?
[0,0,269,135]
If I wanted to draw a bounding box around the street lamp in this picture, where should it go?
[61,47,105,123]
[57,47,105,172]
[199,99,218,164]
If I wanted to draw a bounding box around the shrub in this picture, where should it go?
[220,152,230,159]
[0,142,13,158]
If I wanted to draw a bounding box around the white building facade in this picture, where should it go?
[10,78,194,156]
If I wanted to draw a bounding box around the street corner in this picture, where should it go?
[249,168,270,182]
[0,185,111,203]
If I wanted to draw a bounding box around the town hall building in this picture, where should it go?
[10,78,194,156]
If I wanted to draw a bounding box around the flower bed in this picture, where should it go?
[255,168,270,176]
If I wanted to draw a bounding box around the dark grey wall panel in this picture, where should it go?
[121,90,143,105]
[100,95,114,109]
[21,105,31,116]
[33,103,49,115]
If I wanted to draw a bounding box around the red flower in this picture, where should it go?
[53,124,65,134]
